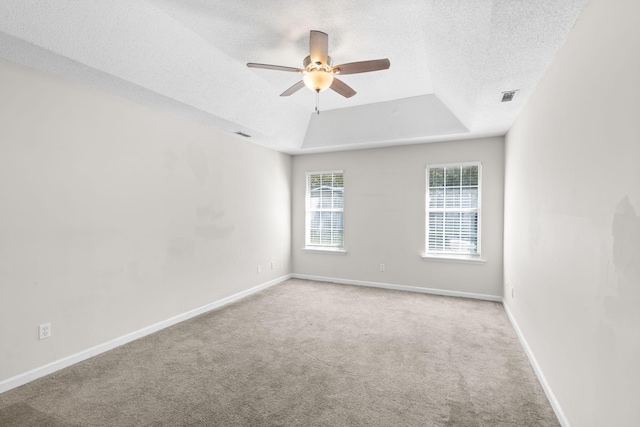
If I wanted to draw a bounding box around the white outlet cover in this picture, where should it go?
[39,323,51,340]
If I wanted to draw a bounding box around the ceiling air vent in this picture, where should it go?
[501,90,518,102]
[234,131,251,138]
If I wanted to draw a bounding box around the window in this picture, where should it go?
[305,171,344,251]
[426,163,481,259]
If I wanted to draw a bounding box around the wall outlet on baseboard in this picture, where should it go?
[39,323,51,340]
[505,282,514,299]
[257,265,261,274]
[270,261,275,269]
[379,264,385,272]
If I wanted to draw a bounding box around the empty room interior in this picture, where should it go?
[0,0,638,426]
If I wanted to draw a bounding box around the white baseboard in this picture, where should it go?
[291,274,502,302]
[502,302,569,427]
[0,274,292,395]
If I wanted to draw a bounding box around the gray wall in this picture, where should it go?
[503,0,640,424]
[0,59,292,382]
[292,137,505,297]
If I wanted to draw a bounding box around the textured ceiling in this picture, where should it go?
[0,0,588,154]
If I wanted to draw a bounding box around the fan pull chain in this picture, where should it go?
[315,90,320,114]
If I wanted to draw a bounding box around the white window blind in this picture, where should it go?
[426,163,481,256]
[306,171,344,248]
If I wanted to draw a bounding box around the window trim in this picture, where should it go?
[421,253,486,263]
[304,170,345,253]
[424,162,482,261]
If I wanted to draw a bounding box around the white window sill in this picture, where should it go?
[303,247,347,255]
[421,254,486,264]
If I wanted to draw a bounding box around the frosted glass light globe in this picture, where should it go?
[303,70,334,92]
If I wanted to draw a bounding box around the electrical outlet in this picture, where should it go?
[39,323,51,340]
[511,287,514,298]
[270,261,275,269]
[257,265,261,274]
[380,264,385,272]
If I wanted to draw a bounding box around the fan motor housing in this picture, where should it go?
[303,55,333,71]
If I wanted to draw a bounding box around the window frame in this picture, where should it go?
[304,170,346,253]
[424,162,483,262]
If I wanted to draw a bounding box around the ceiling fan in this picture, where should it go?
[247,30,390,113]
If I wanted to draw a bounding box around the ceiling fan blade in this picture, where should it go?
[309,30,329,65]
[247,63,303,73]
[330,77,356,98]
[280,80,306,96]
[332,58,390,75]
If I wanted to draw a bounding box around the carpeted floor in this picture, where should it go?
[0,279,559,426]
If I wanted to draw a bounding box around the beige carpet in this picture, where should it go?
[0,279,559,426]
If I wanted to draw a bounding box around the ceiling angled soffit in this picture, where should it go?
[302,95,468,151]
[0,0,311,152]
[0,33,267,145]
[418,0,589,134]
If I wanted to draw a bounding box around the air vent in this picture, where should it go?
[501,90,518,102]
[234,131,251,138]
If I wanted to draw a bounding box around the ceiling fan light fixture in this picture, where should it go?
[247,31,389,102]
[303,70,334,92]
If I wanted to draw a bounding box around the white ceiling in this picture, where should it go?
[0,0,588,154]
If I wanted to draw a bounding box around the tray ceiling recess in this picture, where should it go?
[0,0,588,154]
